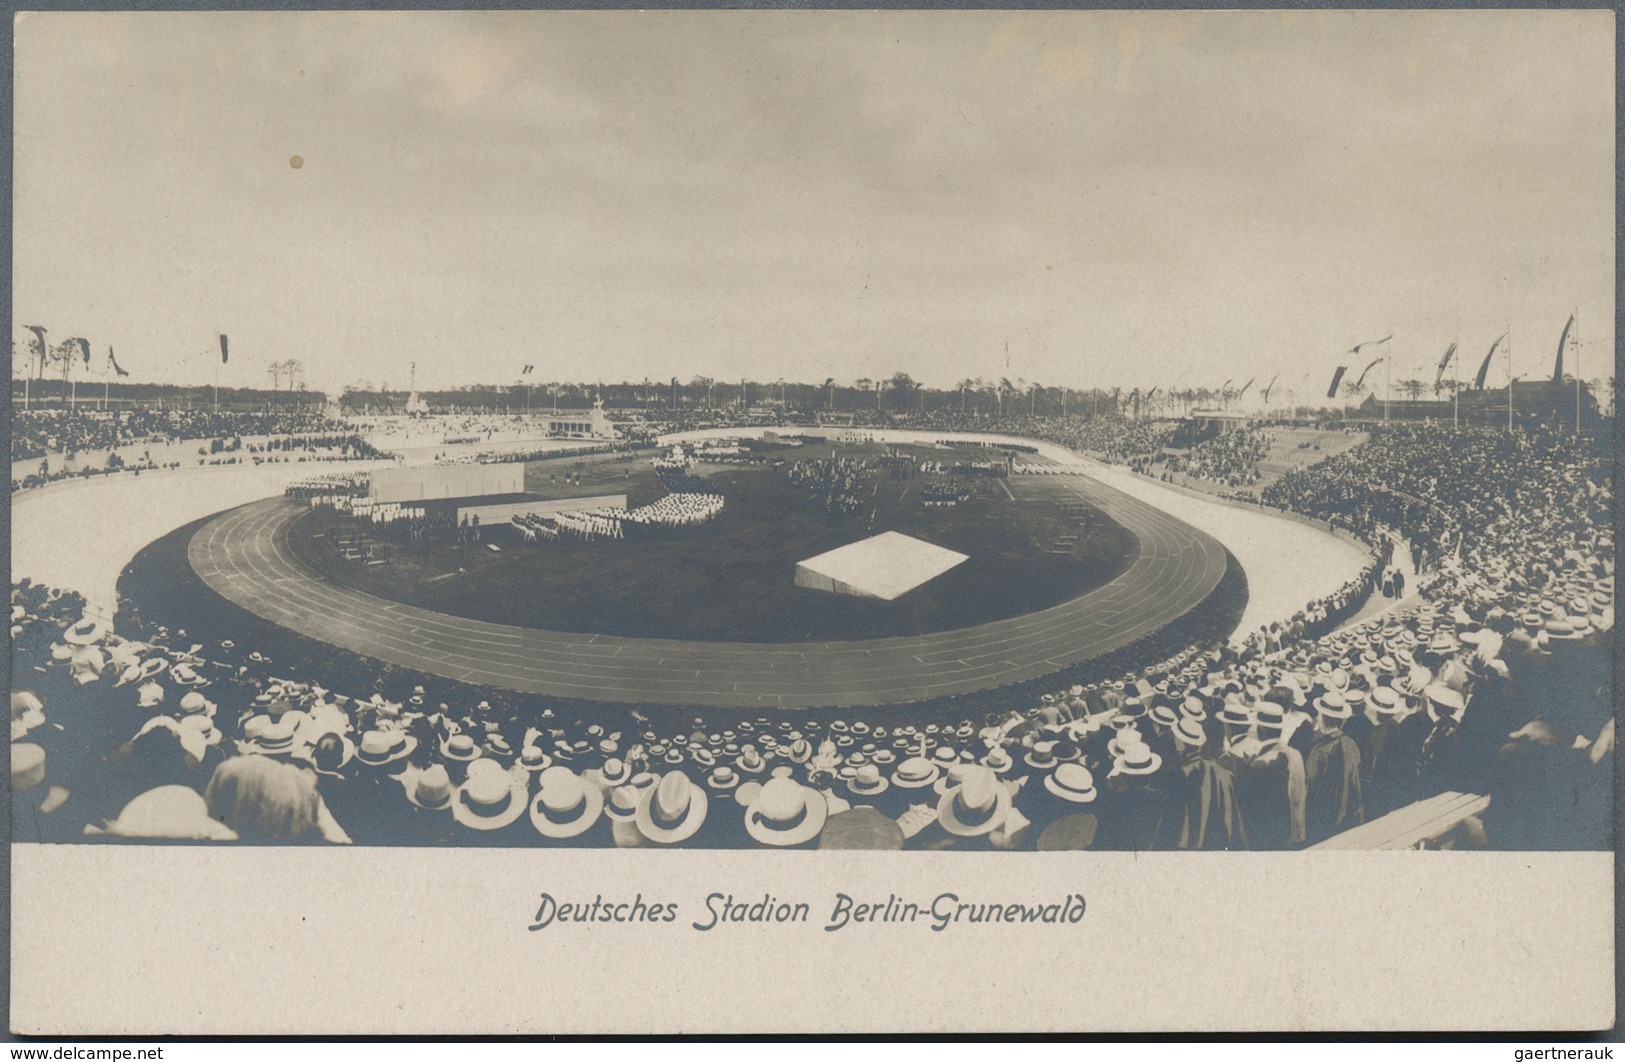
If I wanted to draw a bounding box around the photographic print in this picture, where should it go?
[8,8,1615,1035]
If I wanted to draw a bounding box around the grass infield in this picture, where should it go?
[281,441,1140,643]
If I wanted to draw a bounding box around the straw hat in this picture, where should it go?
[937,768,1012,837]
[1044,763,1098,804]
[515,746,553,774]
[589,758,633,789]
[635,771,708,845]
[1313,692,1352,721]
[356,729,417,767]
[529,766,605,839]
[406,764,457,810]
[707,766,741,790]
[847,763,889,796]
[1111,744,1163,777]
[891,756,940,789]
[744,776,828,847]
[1172,718,1207,751]
[453,769,527,831]
[62,616,108,646]
[440,732,483,763]
[604,784,643,823]
[1023,740,1059,770]
[981,746,1015,774]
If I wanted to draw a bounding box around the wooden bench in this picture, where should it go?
[1309,790,1491,850]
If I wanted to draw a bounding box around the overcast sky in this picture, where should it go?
[13,10,1614,397]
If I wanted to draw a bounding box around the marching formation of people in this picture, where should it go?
[786,456,874,515]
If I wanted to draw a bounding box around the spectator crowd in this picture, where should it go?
[11,411,1612,852]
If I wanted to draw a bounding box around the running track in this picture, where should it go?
[186,472,1231,709]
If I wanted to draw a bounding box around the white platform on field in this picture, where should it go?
[794,532,969,601]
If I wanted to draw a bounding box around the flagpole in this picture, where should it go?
[1574,309,1581,434]
[1453,339,1459,431]
[1384,345,1390,424]
[1506,327,1513,432]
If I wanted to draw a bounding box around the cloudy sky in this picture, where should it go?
[13,10,1614,398]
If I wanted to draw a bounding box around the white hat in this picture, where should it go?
[635,771,709,844]
[936,768,1012,837]
[744,776,828,847]
[1044,763,1098,804]
[453,770,527,831]
[529,766,604,839]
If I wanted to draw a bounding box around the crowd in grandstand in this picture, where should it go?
[11,395,1613,852]
[12,408,341,462]
[1158,427,1272,489]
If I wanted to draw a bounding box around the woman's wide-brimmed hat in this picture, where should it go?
[356,729,418,767]
[453,769,527,831]
[406,764,457,810]
[1044,763,1098,804]
[937,768,1012,837]
[529,766,605,839]
[635,771,708,844]
[744,776,828,847]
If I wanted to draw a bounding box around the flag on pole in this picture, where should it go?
[1145,386,1160,401]
[219,334,230,364]
[1349,334,1393,356]
[1551,313,1575,382]
[24,326,47,364]
[1434,342,1457,387]
[108,347,129,377]
[1236,376,1255,398]
[1352,356,1384,390]
[1219,378,1233,393]
[1327,365,1348,399]
[77,338,92,366]
[1261,373,1280,402]
[522,364,534,375]
[1474,333,1507,389]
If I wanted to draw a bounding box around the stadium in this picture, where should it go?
[11,370,1612,852]
[8,11,1612,859]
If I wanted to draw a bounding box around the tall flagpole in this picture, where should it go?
[1384,345,1391,423]
[1574,309,1581,434]
[1452,338,1459,431]
[1506,326,1513,432]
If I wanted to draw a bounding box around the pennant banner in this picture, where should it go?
[25,326,47,365]
[108,347,129,378]
[1352,356,1384,390]
[1261,373,1280,403]
[77,338,92,366]
[1474,333,1507,390]
[1435,342,1457,387]
[1327,365,1348,399]
[1552,314,1575,382]
[219,334,229,364]
[1236,376,1255,398]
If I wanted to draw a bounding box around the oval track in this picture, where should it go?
[186,471,1230,708]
